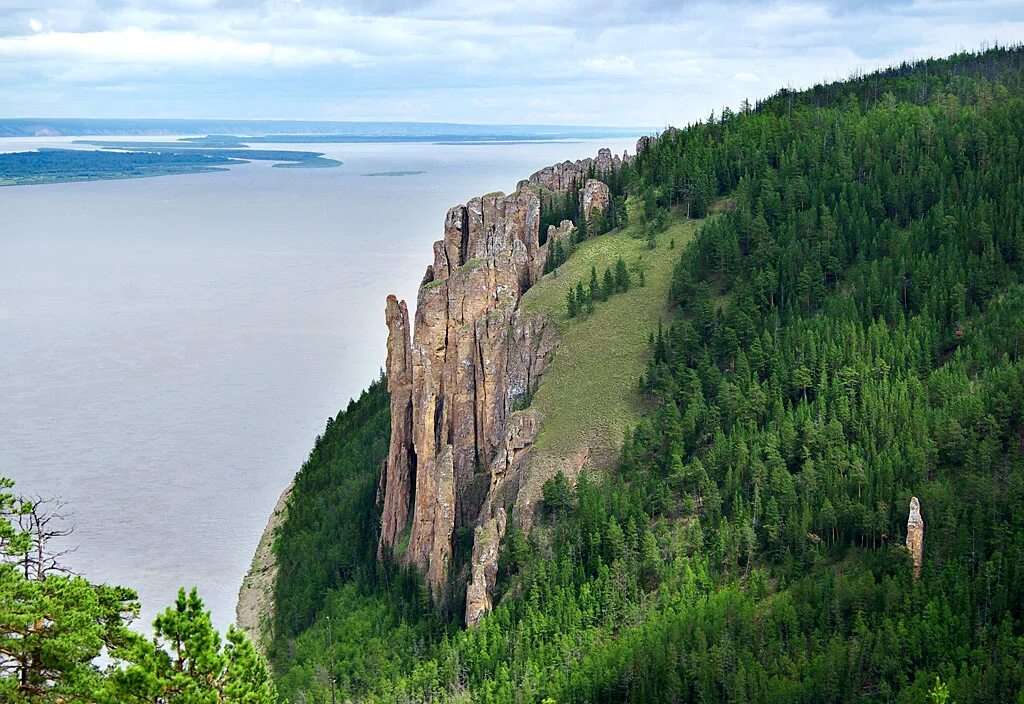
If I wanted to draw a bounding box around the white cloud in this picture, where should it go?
[0,27,369,68]
[583,55,638,76]
[0,0,1021,124]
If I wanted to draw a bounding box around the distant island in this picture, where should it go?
[72,142,342,168]
[0,148,233,186]
[0,143,341,186]
[362,170,427,177]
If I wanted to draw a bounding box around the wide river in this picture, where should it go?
[0,136,636,634]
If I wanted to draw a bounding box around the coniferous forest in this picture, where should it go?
[267,46,1024,704]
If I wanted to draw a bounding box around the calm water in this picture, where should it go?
[0,136,635,633]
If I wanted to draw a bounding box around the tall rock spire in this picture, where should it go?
[907,497,924,579]
[378,296,415,557]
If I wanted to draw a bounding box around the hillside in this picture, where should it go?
[261,45,1024,703]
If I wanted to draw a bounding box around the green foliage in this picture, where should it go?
[565,257,636,318]
[271,376,391,642]
[544,237,569,274]
[106,588,277,704]
[541,472,573,514]
[0,479,274,703]
[268,377,450,702]
[272,45,1024,704]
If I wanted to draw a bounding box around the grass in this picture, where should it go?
[521,211,701,462]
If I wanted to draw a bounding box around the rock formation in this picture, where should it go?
[236,481,293,655]
[378,296,414,555]
[378,187,556,590]
[377,150,625,622]
[465,508,507,626]
[523,148,622,193]
[907,496,924,579]
[580,179,611,224]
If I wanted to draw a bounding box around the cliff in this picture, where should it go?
[377,148,625,623]
[236,481,293,655]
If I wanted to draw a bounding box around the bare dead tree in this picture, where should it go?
[10,496,77,581]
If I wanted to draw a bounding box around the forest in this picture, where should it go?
[267,46,1024,703]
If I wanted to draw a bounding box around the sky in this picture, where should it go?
[0,0,1022,126]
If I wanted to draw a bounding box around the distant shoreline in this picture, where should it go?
[0,118,646,140]
[0,143,341,186]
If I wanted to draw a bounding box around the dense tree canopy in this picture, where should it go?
[270,45,1024,704]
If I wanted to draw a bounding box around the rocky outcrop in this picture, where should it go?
[379,188,556,589]
[236,481,293,656]
[465,508,507,626]
[378,296,415,555]
[580,179,611,224]
[523,148,624,193]
[546,219,576,248]
[907,497,924,579]
[378,149,626,621]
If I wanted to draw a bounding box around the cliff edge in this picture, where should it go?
[377,149,626,623]
[236,480,293,655]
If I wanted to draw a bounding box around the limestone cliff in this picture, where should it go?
[377,149,626,623]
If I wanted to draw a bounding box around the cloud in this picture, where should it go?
[0,27,369,68]
[0,0,1021,124]
[583,55,638,76]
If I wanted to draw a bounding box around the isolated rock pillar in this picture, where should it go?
[906,497,924,579]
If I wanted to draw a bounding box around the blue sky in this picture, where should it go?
[0,0,1022,126]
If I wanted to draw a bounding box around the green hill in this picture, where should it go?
[267,45,1024,703]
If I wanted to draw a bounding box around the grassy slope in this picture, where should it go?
[520,212,700,469]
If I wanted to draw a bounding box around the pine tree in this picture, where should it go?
[614,257,631,292]
[602,267,615,300]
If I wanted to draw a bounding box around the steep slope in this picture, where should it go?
[465,214,699,623]
[262,46,1024,704]
[513,215,699,515]
[235,481,292,653]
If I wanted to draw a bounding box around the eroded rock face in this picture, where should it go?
[546,219,575,249]
[379,188,553,588]
[580,179,611,224]
[378,149,625,619]
[379,296,414,555]
[465,508,507,626]
[525,148,626,193]
[907,497,924,579]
